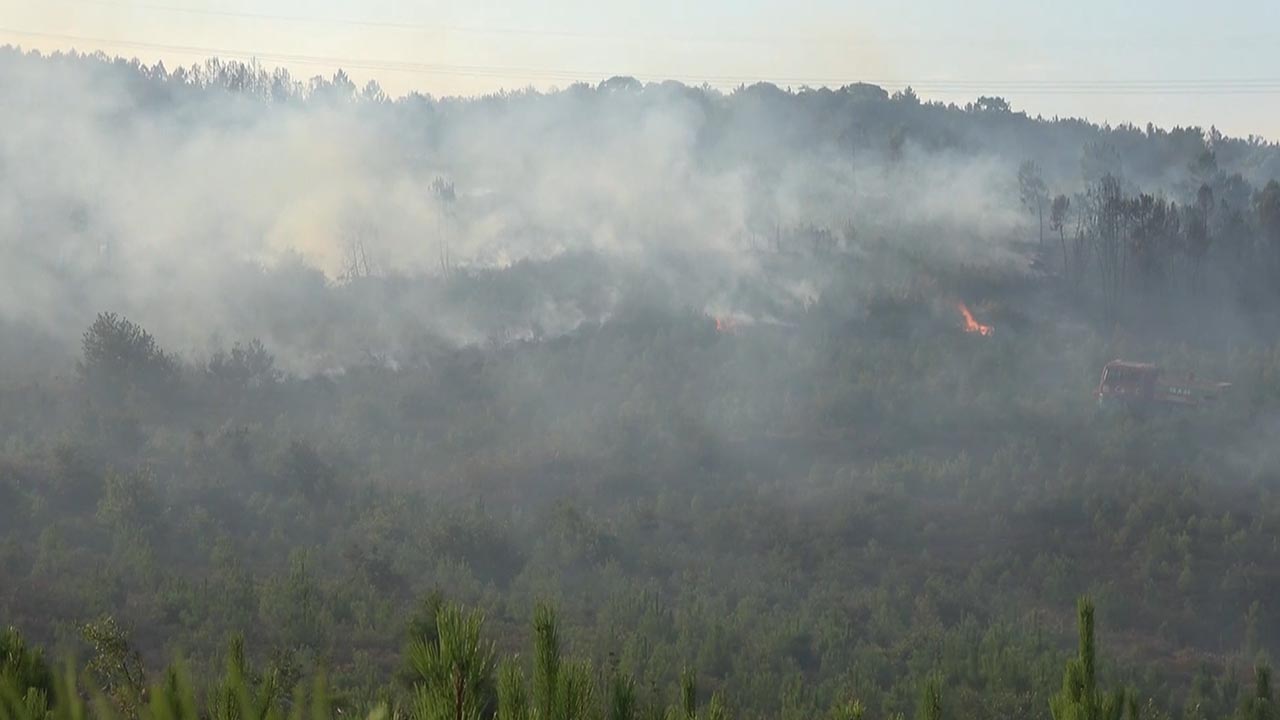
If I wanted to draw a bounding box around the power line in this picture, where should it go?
[57,0,629,42]
[47,0,897,47]
[45,0,1280,50]
[0,27,609,81]
[6,26,1280,94]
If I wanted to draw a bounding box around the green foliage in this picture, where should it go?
[77,312,177,409]
[276,442,335,500]
[1239,663,1275,720]
[1050,599,1127,720]
[407,605,495,720]
[81,616,147,716]
[0,628,53,703]
[0,596,1248,720]
[704,693,728,720]
[207,340,281,392]
[401,593,447,689]
[679,669,696,720]
[917,676,942,720]
[11,39,1280,720]
[259,553,325,650]
[532,605,561,720]
[828,698,866,720]
[0,646,378,720]
[606,673,635,720]
[0,665,85,720]
[9,236,1280,720]
[140,663,198,720]
[555,661,594,720]
[496,661,529,720]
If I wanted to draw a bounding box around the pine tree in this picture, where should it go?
[408,604,496,720]
[0,627,54,710]
[679,670,696,720]
[828,699,866,720]
[1240,663,1275,720]
[1049,598,1128,720]
[608,673,636,720]
[498,660,530,720]
[557,662,595,720]
[146,663,197,720]
[704,693,729,720]
[917,676,942,720]
[532,604,562,720]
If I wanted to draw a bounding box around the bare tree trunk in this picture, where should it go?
[1038,200,1045,247]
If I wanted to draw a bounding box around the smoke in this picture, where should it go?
[6,47,1280,672]
[0,47,1188,375]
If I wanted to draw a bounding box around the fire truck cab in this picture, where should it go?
[1096,359,1230,409]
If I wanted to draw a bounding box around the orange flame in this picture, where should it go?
[956,302,993,336]
[715,316,738,334]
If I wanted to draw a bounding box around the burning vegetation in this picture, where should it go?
[9,44,1280,720]
[956,302,994,336]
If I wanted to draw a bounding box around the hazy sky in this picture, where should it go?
[6,0,1280,138]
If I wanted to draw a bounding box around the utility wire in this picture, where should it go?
[57,0,631,42]
[6,26,1280,94]
[46,0,931,46]
[45,0,1280,49]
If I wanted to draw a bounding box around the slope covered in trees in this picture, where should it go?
[3,48,1280,720]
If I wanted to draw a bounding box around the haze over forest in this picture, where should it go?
[5,45,1280,720]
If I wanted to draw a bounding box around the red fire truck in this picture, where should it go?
[1096,360,1230,409]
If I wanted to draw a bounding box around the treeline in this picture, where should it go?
[7,45,1280,364]
[9,38,1280,720]
[1017,152,1280,324]
[4,44,1278,191]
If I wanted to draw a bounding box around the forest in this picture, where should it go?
[4,46,1280,720]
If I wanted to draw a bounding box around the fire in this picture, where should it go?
[715,316,738,334]
[956,302,994,336]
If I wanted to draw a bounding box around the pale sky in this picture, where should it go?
[5,0,1280,139]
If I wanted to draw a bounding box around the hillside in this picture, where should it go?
[3,48,1280,720]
